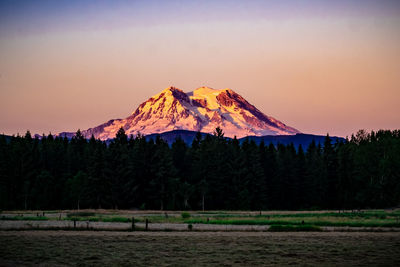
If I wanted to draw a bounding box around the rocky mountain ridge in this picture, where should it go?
[59,86,300,140]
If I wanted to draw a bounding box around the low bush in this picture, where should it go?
[181,212,191,219]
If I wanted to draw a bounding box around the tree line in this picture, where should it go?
[0,128,399,211]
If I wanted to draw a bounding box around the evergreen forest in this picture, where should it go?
[0,128,399,211]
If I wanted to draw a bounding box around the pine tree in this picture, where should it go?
[296,145,307,208]
[304,140,324,208]
[66,171,88,209]
[323,134,338,208]
[0,135,10,209]
[149,136,176,210]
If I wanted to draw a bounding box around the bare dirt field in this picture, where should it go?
[1,231,400,266]
[0,220,273,231]
[2,220,400,232]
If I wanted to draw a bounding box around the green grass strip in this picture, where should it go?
[185,219,400,227]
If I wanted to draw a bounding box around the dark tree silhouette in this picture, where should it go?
[0,128,399,210]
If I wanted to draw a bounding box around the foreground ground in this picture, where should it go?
[1,231,400,266]
[1,210,400,266]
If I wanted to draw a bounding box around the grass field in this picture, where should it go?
[1,231,400,266]
[1,210,400,265]
[2,209,400,229]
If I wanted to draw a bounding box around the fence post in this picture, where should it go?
[74,220,76,229]
[145,219,149,231]
[131,217,135,231]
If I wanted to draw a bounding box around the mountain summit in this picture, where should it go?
[62,86,300,140]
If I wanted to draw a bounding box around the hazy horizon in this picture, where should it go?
[1,0,399,137]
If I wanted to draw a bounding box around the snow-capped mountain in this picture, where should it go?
[60,86,300,140]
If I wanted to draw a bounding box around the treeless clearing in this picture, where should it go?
[1,231,400,266]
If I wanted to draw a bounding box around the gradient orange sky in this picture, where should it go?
[1,0,399,137]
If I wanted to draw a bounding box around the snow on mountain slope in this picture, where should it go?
[61,86,300,140]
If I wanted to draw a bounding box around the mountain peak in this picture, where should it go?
[192,86,222,94]
[65,86,300,140]
[154,86,186,99]
[162,86,182,93]
[190,86,236,97]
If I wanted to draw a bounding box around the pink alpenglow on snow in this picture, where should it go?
[62,86,300,140]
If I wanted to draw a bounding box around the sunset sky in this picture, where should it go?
[1,0,399,137]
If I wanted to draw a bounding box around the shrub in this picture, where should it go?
[181,212,191,219]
